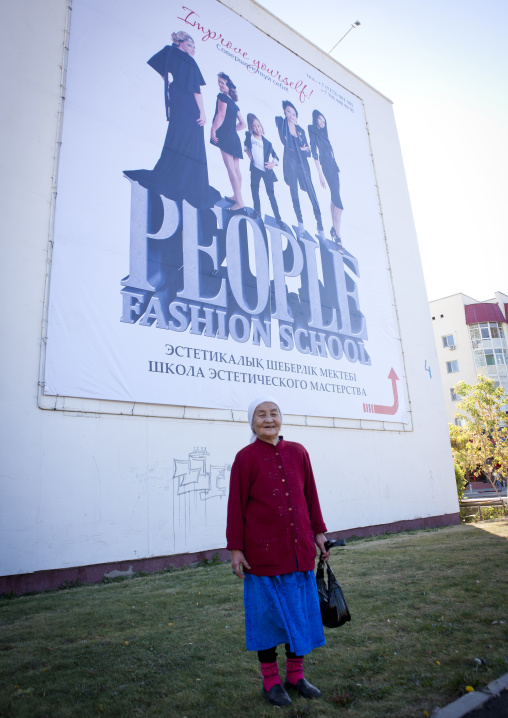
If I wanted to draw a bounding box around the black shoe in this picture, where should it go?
[330,227,344,254]
[284,678,322,699]
[262,684,292,707]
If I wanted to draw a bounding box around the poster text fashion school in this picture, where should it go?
[120,184,370,366]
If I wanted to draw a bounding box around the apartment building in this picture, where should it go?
[429,292,508,424]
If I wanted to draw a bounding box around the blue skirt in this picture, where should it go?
[244,570,326,656]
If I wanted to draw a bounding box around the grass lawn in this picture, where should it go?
[1,520,507,718]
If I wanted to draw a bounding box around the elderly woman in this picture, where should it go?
[226,396,330,707]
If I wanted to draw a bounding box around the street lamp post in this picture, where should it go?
[329,21,361,54]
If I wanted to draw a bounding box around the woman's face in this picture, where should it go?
[251,119,263,136]
[317,114,326,129]
[284,105,297,124]
[179,38,195,56]
[252,402,282,444]
[218,76,229,94]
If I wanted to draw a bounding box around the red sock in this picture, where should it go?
[260,661,282,691]
[286,657,304,685]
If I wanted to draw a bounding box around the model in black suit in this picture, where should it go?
[275,101,324,240]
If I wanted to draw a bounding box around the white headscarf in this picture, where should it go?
[247,396,283,443]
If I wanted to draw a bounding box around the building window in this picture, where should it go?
[442,334,455,348]
[485,350,496,366]
[480,322,490,339]
[473,350,486,367]
[446,360,459,373]
[478,322,506,340]
[450,388,458,401]
[495,349,508,365]
[454,417,463,426]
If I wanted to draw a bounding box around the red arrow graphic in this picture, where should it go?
[363,368,399,415]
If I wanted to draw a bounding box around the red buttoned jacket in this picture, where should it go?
[226,438,327,576]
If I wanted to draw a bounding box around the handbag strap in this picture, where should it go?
[316,558,325,578]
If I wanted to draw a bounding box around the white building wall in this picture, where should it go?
[0,0,458,583]
[429,294,478,424]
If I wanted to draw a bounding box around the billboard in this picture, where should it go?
[44,0,408,423]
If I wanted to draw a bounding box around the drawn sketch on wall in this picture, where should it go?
[153,446,231,556]
[173,446,229,500]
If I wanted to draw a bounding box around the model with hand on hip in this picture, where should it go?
[244,113,285,228]
[210,72,246,213]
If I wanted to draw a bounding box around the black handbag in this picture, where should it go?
[316,559,351,628]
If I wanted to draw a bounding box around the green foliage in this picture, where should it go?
[58,578,81,590]
[459,505,508,523]
[448,424,470,499]
[479,506,508,520]
[328,689,354,706]
[200,552,222,567]
[452,375,508,491]
[287,705,313,717]
[454,463,467,501]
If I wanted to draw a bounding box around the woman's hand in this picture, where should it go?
[194,93,207,127]
[265,161,276,170]
[210,99,227,141]
[315,533,330,561]
[236,112,247,132]
[231,549,251,578]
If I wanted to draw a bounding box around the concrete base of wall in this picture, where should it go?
[327,512,460,541]
[0,512,460,595]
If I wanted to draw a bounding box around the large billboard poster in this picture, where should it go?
[44,0,409,424]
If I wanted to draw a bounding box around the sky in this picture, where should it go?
[257,0,508,302]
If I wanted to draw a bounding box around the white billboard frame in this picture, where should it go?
[39,0,412,432]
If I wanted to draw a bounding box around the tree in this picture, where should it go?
[448,423,469,499]
[452,374,508,496]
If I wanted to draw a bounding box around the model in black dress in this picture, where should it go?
[308,110,344,252]
[275,101,324,241]
[124,32,219,210]
[210,73,246,212]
